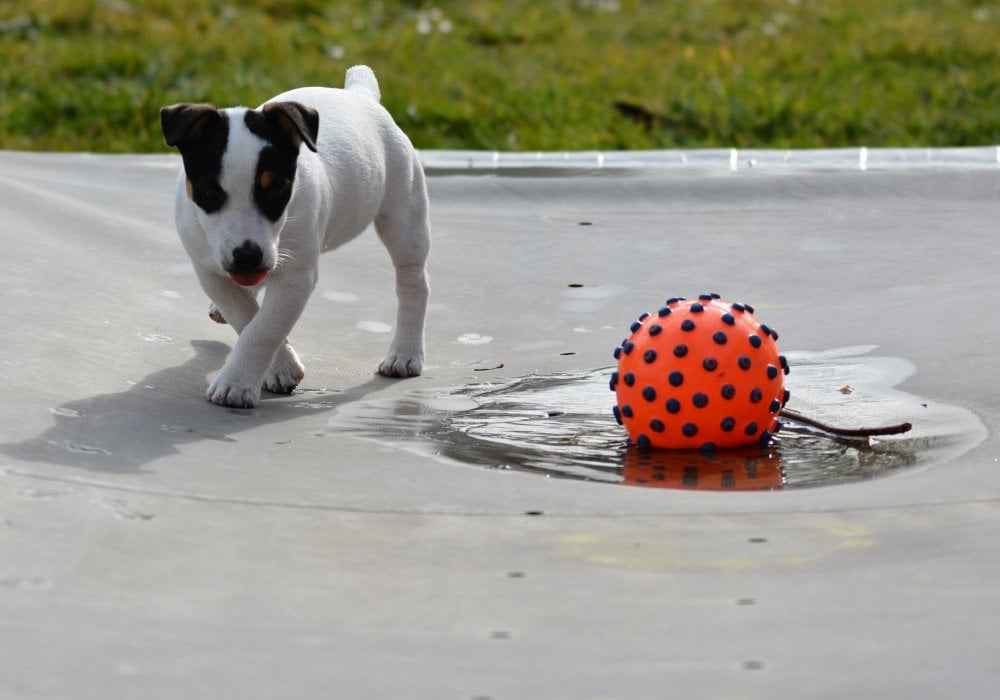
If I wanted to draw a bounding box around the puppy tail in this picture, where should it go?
[344,65,381,103]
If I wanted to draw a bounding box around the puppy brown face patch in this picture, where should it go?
[160,105,230,215]
[244,110,302,222]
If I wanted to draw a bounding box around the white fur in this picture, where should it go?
[173,66,430,408]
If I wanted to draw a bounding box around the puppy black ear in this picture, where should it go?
[263,101,319,152]
[160,103,220,148]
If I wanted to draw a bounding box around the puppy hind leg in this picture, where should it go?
[377,261,429,377]
[374,186,430,378]
[208,302,227,324]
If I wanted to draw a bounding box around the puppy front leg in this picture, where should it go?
[207,278,313,408]
[195,270,261,334]
[193,269,263,407]
[201,295,303,394]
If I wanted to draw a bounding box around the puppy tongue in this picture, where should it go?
[230,271,268,286]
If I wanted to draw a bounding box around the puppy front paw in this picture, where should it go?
[377,352,423,378]
[263,344,305,394]
[207,372,261,408]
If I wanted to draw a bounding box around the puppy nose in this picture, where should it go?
[230,240,263,272]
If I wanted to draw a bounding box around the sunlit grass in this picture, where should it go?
[1,0,997,152]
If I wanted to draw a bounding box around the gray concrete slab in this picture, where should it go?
[1,150,998,699]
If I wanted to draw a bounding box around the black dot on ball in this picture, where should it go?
[698,293,714,301]
[623,371,635,386]
[745,422,759,436]
[770,399,781,412]
[738,355,751,370]
[749,334,762,349]
[668,371,684,387]
[780,355,790,374]
[732,302,746,313]
[665,398,681,414]
[690,303,704,313]
[783,389,791,405]
[682,423,698,437]
[644,349,657,364]
[693,392,709,408]
[666,297,680,305]
[630,321,642,333]
[700,442,716,452]
[681,319,696,332]
[721,384,736,399]
[721,417,735,431]
[767,364,778,379]
[642,386,657,402]
[636,434,651,447]
[657,307,671,318]
[612,405,622,425]
[673,343,688,358]
[621,404,633,418]
[609,371,619,390]
[702,357,718,372]
[623,341,635,355]
[613,347,622,360]
[649,324,662,336]
[760,323,772,337]
[721,313,735,326]
[713,331,728,345]
[639,312,650,321]
[649,419,665,433]
[750,388,763,403]
[759,430,773,445]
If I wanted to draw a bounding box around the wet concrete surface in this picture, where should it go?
[1,151,998,698]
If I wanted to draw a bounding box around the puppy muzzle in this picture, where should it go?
[226,240,270,286]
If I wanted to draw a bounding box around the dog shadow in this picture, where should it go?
[0,340,389,474]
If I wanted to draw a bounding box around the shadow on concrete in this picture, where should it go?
[0,340,389,474]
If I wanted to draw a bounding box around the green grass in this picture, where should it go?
[1,0,998,152]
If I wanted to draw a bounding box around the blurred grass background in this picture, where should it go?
[0,0,997,153]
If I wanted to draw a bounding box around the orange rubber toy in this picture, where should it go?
[611,294,789,450]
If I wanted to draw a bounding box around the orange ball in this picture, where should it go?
[611,294,789,450]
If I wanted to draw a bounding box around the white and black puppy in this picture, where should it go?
[161,66,430,408]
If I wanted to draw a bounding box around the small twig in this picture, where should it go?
[780,408,912,438]
[473,363,505,372]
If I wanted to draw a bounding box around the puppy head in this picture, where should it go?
[160,101,319,284]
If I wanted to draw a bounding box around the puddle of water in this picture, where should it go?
[326,348,985,491]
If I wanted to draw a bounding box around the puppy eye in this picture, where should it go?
[202,184,225,204]
[264,178,290,200]
[195,182,227,212]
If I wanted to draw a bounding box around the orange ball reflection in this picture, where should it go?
[622,445,785,491]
